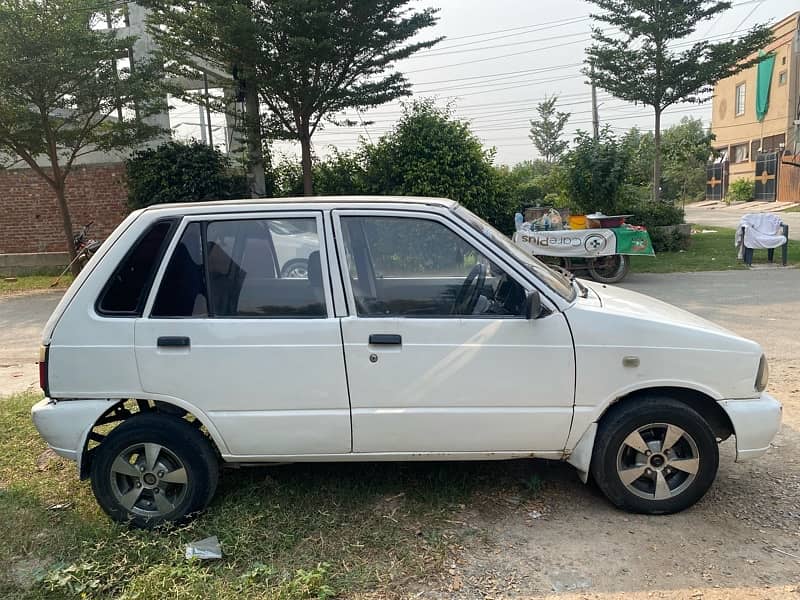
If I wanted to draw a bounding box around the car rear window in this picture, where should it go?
[97,220,175,316]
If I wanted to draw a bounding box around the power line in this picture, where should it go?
[417,16,591,54]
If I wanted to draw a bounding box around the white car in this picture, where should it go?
[32,197,781,527]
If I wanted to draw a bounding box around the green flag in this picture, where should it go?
[756,51,776,122]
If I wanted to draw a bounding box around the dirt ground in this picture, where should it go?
[1,272,798,599]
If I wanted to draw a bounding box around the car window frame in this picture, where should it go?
[331,209,545,320]
[94,218,179,318]
[143,211,335,320]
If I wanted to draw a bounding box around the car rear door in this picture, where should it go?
[134,211,351,458]
[333,209,575,455]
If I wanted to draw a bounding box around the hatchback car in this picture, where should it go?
[32,197,781,527]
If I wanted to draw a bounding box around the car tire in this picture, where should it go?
[280,259,309,279]
[90,413,219,528]
[590,397,719,514]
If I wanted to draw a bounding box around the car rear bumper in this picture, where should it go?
[31,398,114,463]
[719,393,782,461]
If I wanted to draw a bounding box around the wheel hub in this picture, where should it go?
[142,472,157,486]
[616,423,700,501]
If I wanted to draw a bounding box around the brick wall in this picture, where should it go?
[0,163,129,254]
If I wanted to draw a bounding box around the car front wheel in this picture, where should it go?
[590,397,719,514]
[90,413,218,528]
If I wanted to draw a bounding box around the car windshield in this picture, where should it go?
[454,205,576,302]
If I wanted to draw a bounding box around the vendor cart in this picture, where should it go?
[512,225,654,284]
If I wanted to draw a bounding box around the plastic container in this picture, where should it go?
[569,215,587,229]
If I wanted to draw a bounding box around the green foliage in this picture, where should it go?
[144,0,441,194]
[648,226,691,252]
[564,128,630,215]
[528,95,571,163]
[0,0,168,257]
[361,100,515,232]
[586,0,773,200]
[624,200,686,229]
[126,142,249,210]
[727,178,755,203]
[661,117,715,202]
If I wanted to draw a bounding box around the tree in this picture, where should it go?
[565,128,630,216]
[528,95,570,163]
[586,0,772,201]
[126,141,249,209]
[0,0,167,271]
[661,117,714,203]
[146,0,440,197]
[362,100,514,231]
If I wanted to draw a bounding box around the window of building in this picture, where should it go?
[751,139,761,158]
[735,83,746,116]
[762,133,786,153]
[340,216,527,318]
[732,143,749,163]
[98,220,175,316]
[778,71,787,86]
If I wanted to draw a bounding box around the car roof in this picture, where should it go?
[141,195,458,215]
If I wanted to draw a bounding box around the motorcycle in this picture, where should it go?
[51,221,103,287]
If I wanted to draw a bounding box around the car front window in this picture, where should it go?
[453,206,576,302]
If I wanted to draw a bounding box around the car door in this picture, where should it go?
[134,212,351,457]
[333,209,575,454]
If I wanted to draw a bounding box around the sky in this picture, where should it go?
[170,0,798,167]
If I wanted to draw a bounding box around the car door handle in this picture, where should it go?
[157,336,191,348]
[368,334,402,345]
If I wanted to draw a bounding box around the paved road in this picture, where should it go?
[686,203,800,239]
[0,291,62,396]
[2,269,799,396]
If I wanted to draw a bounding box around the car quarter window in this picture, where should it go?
[152,217,327,318]
[340,216,526,318]
[97,219,175,315]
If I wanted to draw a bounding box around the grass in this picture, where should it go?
[630,225,798,273]
[0,392,547,600]
[0,275,73,296]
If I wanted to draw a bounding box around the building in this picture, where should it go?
[0,3,242,272]
[710,11,800,198]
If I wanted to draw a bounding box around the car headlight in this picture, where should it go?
[756,354,769,392]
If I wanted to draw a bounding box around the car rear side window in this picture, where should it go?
[97,220,175,315]
[152,222,209,317]
[151,218,326,318]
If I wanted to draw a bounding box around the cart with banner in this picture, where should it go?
[512,226,655,284]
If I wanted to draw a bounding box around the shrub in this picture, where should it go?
[126,141,249,209]
[625,200,685,229]
[727,178,755,203]
[624,200,687,253]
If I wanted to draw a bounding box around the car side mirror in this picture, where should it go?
[525,291,542,320]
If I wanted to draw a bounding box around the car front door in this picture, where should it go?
[134,212,351,458]
[333,210,575,455]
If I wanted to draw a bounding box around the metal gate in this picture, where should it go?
[754,152,779,201]
[705,161,728,201]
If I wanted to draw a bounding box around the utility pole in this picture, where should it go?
[203,71,214,148]
[590,62,600,142]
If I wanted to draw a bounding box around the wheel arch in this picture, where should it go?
[78,397,228,479]
[567,385,734,482]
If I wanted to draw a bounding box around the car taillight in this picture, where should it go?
[38,345,50,396]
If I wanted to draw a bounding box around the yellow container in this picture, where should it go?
[569,215,587,229]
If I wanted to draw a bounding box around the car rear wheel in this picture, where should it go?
[90,413,218,528]
[590,397,719,514]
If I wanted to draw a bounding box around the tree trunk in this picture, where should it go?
[652,109,662,202]
[244,79,266,198]
[300,123,313,196]
[53,179,79,275]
